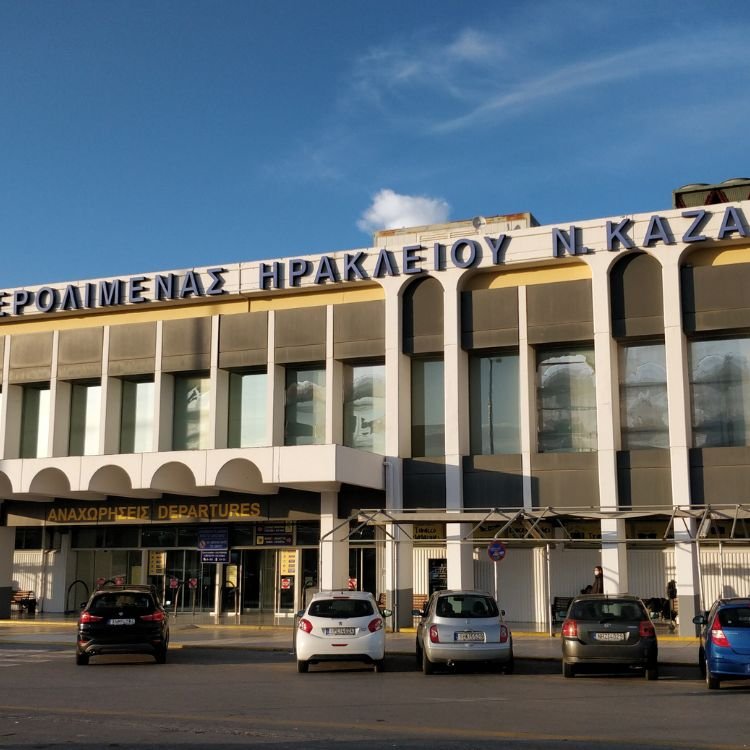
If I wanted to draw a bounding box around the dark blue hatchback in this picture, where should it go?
[694,598,750,689]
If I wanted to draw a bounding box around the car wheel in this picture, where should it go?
[373,659,385,673]
[75,652,89,666]
[698,647,706,678]
[501,649,515,675]
[415,641,422,670]
[645,664,658,681]
[706,662,720,690]
[562,661,575,679]
[297,659,309,674]
[155,646,167,664]
[422,648,435,675]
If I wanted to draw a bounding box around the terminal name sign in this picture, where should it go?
[46,500,262,525]
[3,206,747,317]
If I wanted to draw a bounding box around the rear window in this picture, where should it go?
[570,600,646,621]
[308,598,374,618]
[435,594,499,619]
[89,593,155,612]
[718,607,750,628]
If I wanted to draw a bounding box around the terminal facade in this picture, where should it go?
[2,179,750,634]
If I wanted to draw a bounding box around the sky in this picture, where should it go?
[2,1,750,289]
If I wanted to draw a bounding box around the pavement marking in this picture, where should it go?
[0,648,70,668]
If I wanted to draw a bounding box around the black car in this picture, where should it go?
[76,585,169,665]
[561,594,658,680]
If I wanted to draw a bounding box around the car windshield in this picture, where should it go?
[569,600,645,621]
[89,593,154,612]
[435,595,498,619]
[308,598,374,619]
[718,607,750,628]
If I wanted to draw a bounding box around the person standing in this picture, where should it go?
[591,565,604,594]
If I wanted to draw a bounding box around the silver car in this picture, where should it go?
[413,590,514,675]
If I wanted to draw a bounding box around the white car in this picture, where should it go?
[295,590,390,673]
[414,590,514,674]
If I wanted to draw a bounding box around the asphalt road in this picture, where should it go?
[0,644,747,750]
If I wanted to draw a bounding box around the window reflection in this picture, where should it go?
[343,363,385,453]
[690,337,750,447]
[619,343,668,449]
[411,358,444,457]
[469,352,520,454]
[285,366,325,446]
[537,346,596,452]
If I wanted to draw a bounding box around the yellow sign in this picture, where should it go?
[280,550,297,576]
[148,551,166,576]
[45,500,262,525]
[414,524,444,541]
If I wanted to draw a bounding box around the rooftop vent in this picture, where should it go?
[673,178,750,208]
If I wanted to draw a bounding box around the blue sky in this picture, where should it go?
[1,1,750,288]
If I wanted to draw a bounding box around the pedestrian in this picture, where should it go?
[591,565,604,594]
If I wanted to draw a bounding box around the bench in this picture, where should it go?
[551,596,573,625]
[11,590,37,615]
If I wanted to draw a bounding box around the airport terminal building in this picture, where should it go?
[2,180,750,634]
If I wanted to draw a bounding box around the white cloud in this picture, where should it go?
[357,189,450,234]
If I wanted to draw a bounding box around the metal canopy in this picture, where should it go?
[345,504,750,544]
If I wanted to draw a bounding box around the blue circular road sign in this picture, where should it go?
[487,540,506,562]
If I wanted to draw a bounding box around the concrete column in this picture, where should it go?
[210,315,228,450]
[267,311,285,447]
[100,326,123,455]
[589,254,628,593]
[0,336,12,459]
[443,271,473,590]
[0,526,14,618]
[325,305,343,445]
[319,491,348,590]
[518,287,534,509]
[50,330,71,457]
[662,253,700,635]
[382,278,412,628]
[153,321,173,452]
[4,336,23,451]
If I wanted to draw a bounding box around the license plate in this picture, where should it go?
[325,627,355,636]
[594,632,626,641]
[108,618,135,626]
[455,631,485,642]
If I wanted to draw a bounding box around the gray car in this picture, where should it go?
[560,594,658,680]
[413,590,514,675]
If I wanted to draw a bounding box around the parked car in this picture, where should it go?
[694,598,750,689]
[295,590,391,673]
[561,594,658,680]
[413,590,513,675]
[76,585,169,665]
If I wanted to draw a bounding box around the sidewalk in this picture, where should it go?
[0,613,701,665]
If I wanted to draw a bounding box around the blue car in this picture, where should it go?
[694,598,750,689]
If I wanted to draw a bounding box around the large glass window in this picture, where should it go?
[20,384,51,458]
[537,346,596,452]
[285,366,325,446]
[69,382,102,456]
[343,362,385,453]
[619,343,668,449]
[173,374,210,450]
[411,358,444,457]
[228,371,267,448]
[690,337,750,447]
[469,352,520,454]
[120,379,155,453]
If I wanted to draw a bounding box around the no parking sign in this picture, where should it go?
[487,540,507,562]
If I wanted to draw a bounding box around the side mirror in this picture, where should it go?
[380,608,392,618]
[692,614,706,626]
[80,602,87,609]
[296,610,305,618]
[412,608,423,617]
